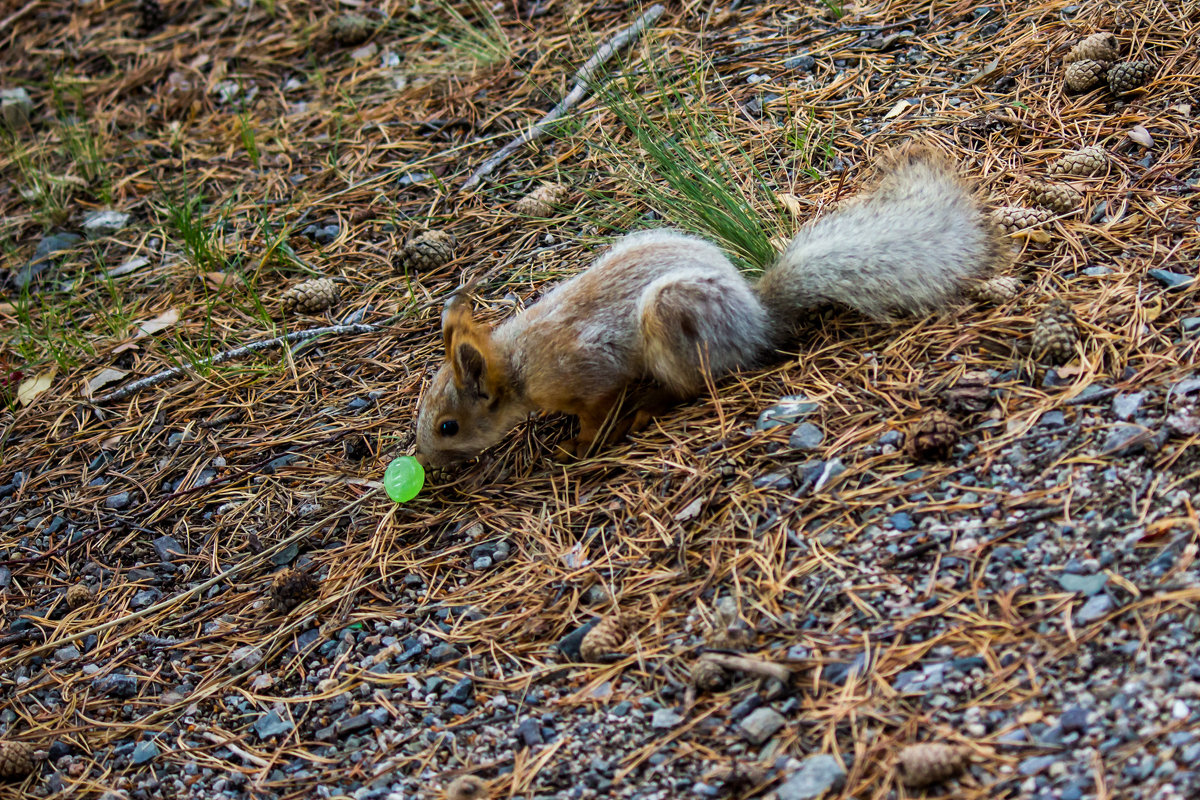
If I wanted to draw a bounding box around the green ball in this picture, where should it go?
[383,456,425,503]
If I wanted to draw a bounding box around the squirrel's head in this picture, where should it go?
[414,294,526,469]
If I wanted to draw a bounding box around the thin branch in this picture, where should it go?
[461,4,665,191]
[94,323,382,404]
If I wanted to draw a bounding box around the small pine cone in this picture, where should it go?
[393,230,456,275]
[1106,61,1154,94]
[1026,180,1082,214]
[992,206,1051,235]
[1064,59,1109,92]
[1049,146,1109,178]
[513,183,569,217]
[579,616,626,661]
[908,409,961,461]
[690,658,728,692]
[269,568,319,612]
[0,740,34,780]
[1032,299,1079,365]
[281,277,340,314]
[65,583,94,609]
[446,775,488,800]
[972,275,1023,305]
[941,370,994,415]
[1065,32,1119,65]
[331,12,375,46]
[896,743,969,788]
[138,0,166,31]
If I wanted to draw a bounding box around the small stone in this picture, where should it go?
[788,422,824,450]
[516,717,543,748]
[1148,269,1193,290]
[756,395,819,429]
[428,644,461,664]
[1103,423,1151,456]
[130,588,161,608]
[93,672,138,698]
[55,645,81,662]
[350,43,378,63]
[131,740,160,765]
[1112,392,1146,420]
[105,491,131,510]
[1059,573,1108,596]
[651,708,683,729]
[777,754,847,800]
[740,707,786,744]
[253,710,293,739]
[1060,706,1090,734]
[889,512,915,531]
[444,677,474,704]
[81,210,131,238]
[1075,594,1113,624]
[331,12,376,45]
[1018,755,1057,775]
[152,535,184,562]
[230,645,264,673]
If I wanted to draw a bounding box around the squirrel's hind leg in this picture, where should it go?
[637,270,770,396]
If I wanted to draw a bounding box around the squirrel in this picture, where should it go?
[413,142,1010,469]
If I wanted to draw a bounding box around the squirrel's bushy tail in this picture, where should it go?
[755,144,1009,333]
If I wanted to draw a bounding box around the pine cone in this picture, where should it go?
[992,206,1051,235]
[1049,146,1108,177]
[1064,59,1109,92]
[138,0,166,31]
[65,583,94,609]
[941,370,994,415]
[896,743,968,788]
[908,409,960,461]
[1026,180,1082,214]
[972,275,1023,305]
[269,568,319,612]
[331,13,375,46]
[446,775,488,800]
[393,230,456,275]
[0,740,34,780]
[513,183,569,217]
[1106,61,1153,94]
[690,657,728,692]
[1065,32,1119,65]
[1032,299,1079,365]
[281,277,340,314]
[579,615,626,661]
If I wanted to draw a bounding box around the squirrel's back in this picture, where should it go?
[757,144,1008,329]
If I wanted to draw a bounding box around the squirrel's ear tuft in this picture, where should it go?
[441,293,476,358]
[452,340,489,398]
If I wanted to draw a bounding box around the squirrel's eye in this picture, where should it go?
[439,420,459,437]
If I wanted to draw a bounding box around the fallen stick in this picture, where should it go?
[699,652,792,684]
[94,322,381,404]
[461,3,665,191]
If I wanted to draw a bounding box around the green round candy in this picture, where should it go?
[383,456,425,503]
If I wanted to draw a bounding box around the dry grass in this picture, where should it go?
[0,0,1197,797]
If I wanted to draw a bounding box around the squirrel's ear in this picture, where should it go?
[441,293,500,399]
[440,292,476,358]
[451,340,490,399]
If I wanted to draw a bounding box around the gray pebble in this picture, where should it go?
[1075,594,1114,624]
[152,535,184,562]
[788,422,824,450]
[1059,573,1108,595]
[651,708,683,729]
[756,395,818,430]
[105,491,132,510]
[253,710,294,739]
[1148,269,1193,290]
[1112,392,1146,420]
[777,754,847,800]
[739,707,785,744]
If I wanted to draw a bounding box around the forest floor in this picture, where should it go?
[0,0,1198,798]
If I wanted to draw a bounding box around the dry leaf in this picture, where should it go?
[1018,708,1043,724]
[884,99,912,120]
[85,368,129,397]
[107,256,151,277]
[133,308,180,338]
[0,302,15,316]
[203,272,239,290]
[112,342,141,355]
[777,193,804,218]
[675,497,704,521]
[101,434,123,450]
[1127,125,1153,148]
[17,369,55,406]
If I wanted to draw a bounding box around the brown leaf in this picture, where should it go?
[133,308,180,338]
[203,272,238,290]
[1127,125,1154,148]
[17,369,55,406]
[85,368,129,397]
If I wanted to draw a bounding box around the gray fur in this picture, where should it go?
[756,152,999,332]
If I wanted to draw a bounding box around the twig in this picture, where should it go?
[698,652,792,684]
[94,323,382,404]
[461,4,665,191]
